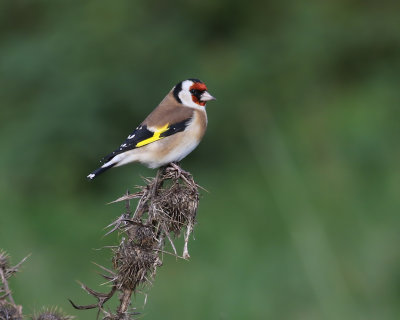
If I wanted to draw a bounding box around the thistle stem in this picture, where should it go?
[0,267,15,305]
[118,288,133,315]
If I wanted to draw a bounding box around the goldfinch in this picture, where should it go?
[87,78,216,180]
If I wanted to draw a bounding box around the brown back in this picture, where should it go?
[142,91,194,128]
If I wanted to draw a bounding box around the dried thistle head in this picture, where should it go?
[112,238,161,291]
[0,301,22,320]
[127,224,156,249]
[152,177,199,236]
[32,307,73,320]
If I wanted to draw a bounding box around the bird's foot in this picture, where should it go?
[169,162,191,177]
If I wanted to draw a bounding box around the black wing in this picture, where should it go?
[101,118,191,163]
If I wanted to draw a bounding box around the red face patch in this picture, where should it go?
[190,83,208,106]
[190,82,208,91]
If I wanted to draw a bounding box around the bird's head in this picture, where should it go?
[173,79,216,109]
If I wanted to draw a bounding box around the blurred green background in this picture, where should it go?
[1,1,400,319]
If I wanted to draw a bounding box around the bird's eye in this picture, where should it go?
[190,89,196,94]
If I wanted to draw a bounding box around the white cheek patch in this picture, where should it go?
[178,90,197,108]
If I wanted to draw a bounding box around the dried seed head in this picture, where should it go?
[152,181,199,236]
[128,224,156,249]
[32,307,73,320]
[0,301,22,320]
[112,239,160,291]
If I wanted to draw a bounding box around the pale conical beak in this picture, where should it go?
[200,91,216,102]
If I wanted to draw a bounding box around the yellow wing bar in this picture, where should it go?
[135,123,169,147]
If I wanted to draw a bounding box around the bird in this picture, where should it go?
[87,78,216,180]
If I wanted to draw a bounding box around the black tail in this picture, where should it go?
[87,163,116,180]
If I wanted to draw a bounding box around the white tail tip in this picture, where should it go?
[87,173,96,180]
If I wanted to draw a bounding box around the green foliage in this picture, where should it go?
[1,1,400,319]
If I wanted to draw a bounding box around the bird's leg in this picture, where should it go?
[169,162,196,187]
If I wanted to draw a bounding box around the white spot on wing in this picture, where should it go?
[128,134,135,139]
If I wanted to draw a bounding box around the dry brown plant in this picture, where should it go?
[70,163,202,319]
[0,250,27,320]
[0,251,72,320]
